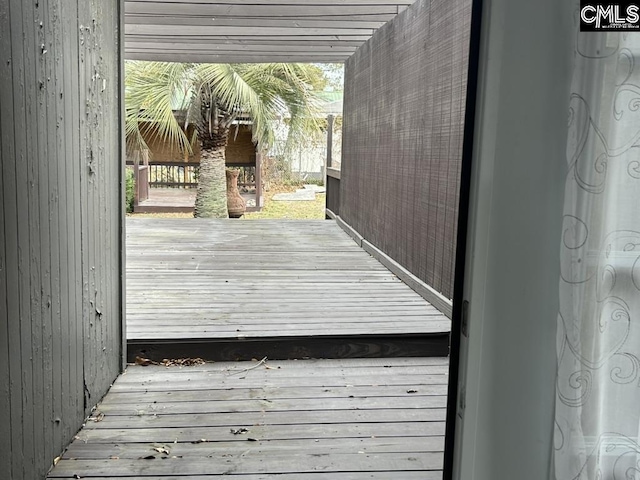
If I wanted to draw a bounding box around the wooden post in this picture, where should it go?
[326,114,335,182]
[118,0,127,372]
[133,162,140,207]
[327,114,335,168]
[255,150,263,208]
[132,149,150,207]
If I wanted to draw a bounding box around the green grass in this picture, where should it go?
[243,189,326,220]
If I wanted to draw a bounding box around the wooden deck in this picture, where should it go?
[126,219,450,361]
[47,220,450,478]
[47,357,447,479]
[134,188,258,214]
[135,187,196,213]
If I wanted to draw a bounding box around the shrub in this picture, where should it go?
[125,167,135,213]
[305,178,325,187]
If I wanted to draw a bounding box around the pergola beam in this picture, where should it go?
[126,53,353,63]
[126,16,390,29]
[124,0,417,63]
[126,35,372,42]
[127,42,359,53]
[125,25,377,36]
[126,37,370,46]
[126,0,414,6]
[125,4,404,16]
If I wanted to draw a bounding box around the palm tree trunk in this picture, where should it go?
[195,129,228,218]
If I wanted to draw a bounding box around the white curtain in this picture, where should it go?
[555,29,640,479]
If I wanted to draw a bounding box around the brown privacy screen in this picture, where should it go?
[339,0,472,300]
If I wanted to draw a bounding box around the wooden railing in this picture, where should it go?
[148,162,199,188]
[326,167,341,216]
[128,158,263,209]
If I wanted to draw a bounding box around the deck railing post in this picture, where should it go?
[133,149,150,204]
[256,150,263,208]
[325,115,338,217]
[133,161,140,207]
[325,114,335,183]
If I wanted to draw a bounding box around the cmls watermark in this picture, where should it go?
[580,2,640,30]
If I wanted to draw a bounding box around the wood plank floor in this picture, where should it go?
[47,357,447,479]
[126,219,450,360]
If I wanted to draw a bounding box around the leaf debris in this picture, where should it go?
[161,357,206,367]
[134,356,157,366]
[153,445,171,455]
[227,356,268,376]
[88,412,104,422]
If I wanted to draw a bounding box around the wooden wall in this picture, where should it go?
[0,1,123,478]
[339,0,471,301]
[226,126,257,166]
[138,123,256,166]
[138,122,200,163]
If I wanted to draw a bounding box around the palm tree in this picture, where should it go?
[125,61,321,217]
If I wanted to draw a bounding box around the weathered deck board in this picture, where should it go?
[48,358,446,479]
[126,219,450,359]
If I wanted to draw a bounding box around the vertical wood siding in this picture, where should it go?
[0,1,123,478]
[340,0,471,300]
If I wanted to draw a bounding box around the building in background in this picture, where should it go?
[267,90,343,185]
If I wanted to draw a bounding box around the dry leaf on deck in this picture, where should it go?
[135,356,156,366]
[89,412,104,422]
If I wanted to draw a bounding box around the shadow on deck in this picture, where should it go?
[126,218,451,362]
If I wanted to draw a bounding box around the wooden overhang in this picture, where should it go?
[124,0,418,63]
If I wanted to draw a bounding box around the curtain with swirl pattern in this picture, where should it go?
[555,30,640,479]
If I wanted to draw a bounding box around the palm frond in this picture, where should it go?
[125,61,194,158]
[233,63,322,154]
[126,61,324,159]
